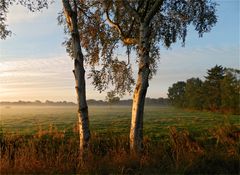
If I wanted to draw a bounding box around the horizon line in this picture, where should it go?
[0,97,169,103]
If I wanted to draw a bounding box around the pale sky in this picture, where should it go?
[0,1,239,102]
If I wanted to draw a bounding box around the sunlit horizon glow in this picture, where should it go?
[0,1,239,102]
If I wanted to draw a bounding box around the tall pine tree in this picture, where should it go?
[203,65,224,111]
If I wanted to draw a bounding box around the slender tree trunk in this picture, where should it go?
[73,46,90,159]
[72,12,90,160]
[130,23,150,155]
[62,0,90,159]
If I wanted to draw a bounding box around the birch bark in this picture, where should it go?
[130,23,150,154]
[62,0,90,159]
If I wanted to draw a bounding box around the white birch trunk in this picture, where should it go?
[62,0,90,160]
[130,23,150,155]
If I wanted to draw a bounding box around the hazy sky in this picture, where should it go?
[0,1,239,102]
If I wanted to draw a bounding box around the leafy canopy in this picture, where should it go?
[100,0,217,76]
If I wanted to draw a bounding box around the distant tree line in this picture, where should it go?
[104,90,169,106]
[1,97,169,106]
[0,100,76,106]
[168,65,240,114]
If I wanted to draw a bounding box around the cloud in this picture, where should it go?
[0,56,72,74]
[0,55,74,101]
[0,44,238,101]
[0,55,108,102]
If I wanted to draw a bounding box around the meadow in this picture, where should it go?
[0,105,239,174]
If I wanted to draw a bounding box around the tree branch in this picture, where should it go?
[62,0,74,31]
[144,0,163,25]
[127,18,136,37]
[123,38,137,45]
[136,0,145,12]
[105,2,138,45]
[73,0,78,13]
[141,1,150,20]
[121,0,140,21]
[62,0,73,16]
[105,6,123,36]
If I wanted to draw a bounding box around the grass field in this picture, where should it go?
[1,105,239,136]
[1,105,239,174]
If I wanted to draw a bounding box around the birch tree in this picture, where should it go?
[1,0,134,159]
[100,0,217,154]
[59,0,134,159]
[1,0,91,159]
[61,0,91,159]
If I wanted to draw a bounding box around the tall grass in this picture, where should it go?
[1,123,239,174]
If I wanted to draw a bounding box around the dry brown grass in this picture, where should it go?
[0,124,239,174]
[169,126,204,171]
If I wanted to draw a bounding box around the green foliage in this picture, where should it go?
[168,81,186,107]
[185,78,204,109]
[53,0,219,97]
[204,65,225,110]
[221,69,240,114]
[105,91,120,104]
[99,0,217,79]
[57,0,135,96]
[168,65,240,114]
